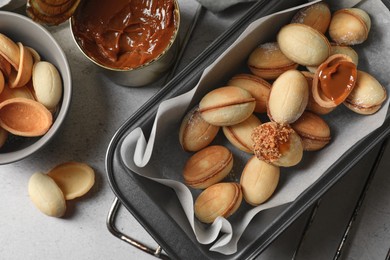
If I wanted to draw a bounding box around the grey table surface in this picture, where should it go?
[0,1,389,260]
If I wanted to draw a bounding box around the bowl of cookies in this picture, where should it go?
[0,11,72,164]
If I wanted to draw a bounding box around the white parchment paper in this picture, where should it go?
[120,0,390,255]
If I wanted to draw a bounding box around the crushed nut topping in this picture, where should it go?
[251,122,293,163]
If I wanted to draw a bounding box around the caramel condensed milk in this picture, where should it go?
[72,0,178,70]
[318,60,357,105]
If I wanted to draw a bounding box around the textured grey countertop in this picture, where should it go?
[0,1,389,259]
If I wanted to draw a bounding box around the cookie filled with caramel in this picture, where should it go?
[312,54,358,108]
[251,122,303,167]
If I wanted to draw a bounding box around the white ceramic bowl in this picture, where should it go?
[0,11,72,164]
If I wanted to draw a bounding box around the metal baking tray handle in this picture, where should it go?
[107,197,170,259]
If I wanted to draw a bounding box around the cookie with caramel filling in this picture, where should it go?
[251,122,303,167]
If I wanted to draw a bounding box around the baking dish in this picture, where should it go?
[105,0,390,259]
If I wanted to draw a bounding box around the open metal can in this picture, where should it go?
[70,0,180,87]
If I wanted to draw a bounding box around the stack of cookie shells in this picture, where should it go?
[179,2,387,224]
[0,33,63,150]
